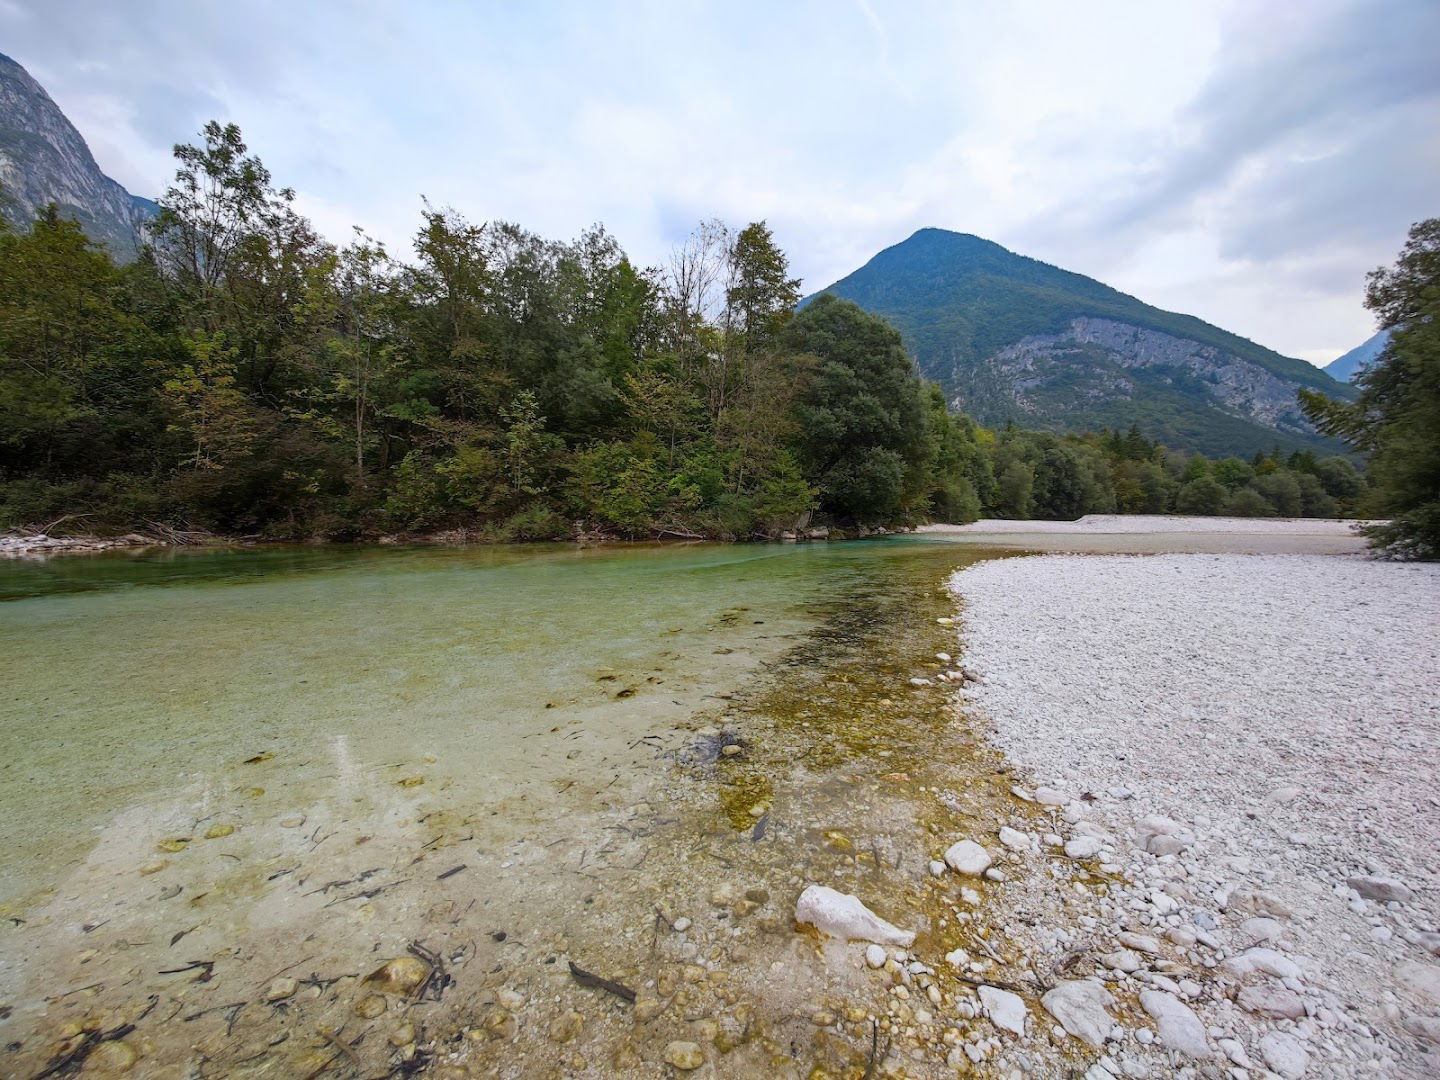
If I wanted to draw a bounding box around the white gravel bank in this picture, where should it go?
[950,553,1440,1078]
[922,514,1367,535]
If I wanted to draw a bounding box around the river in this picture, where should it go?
[0,527,1367,1078]
[0,536,1035,1077]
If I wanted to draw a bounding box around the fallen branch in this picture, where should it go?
[567,960,636,1004]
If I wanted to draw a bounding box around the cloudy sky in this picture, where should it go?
[5,0,1437,365]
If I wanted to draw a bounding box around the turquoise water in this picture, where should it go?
[0,537,975,908]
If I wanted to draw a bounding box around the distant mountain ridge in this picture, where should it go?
[0,51,155,259]
[1324,329,1389,383]
[808,228,1355,457]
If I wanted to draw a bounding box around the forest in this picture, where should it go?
[0,123,1369,542]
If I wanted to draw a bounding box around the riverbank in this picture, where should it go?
[949,553,1440,1078]
[3,512,1373,558]
[921,515,1372,554]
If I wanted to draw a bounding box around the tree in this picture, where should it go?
[787,295,931,523]
[1252,471,1302,518]
[1301,219,1440,557]
[1032,445,1087,519]
[724,222,801,348]
[1175,476,1226,515]
[1224,487,1274,518]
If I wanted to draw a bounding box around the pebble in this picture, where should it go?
[82,1040,138,1072]
[354,994,387,1019]
[389,1022,416,1047]
[1035,786,1068,805]
[710,883,739,907]
[264,977,298,1002]
[1238,984,1307,1019]
[866,944,887,969]
[548,1011,583,1043]
[364,955,431,996]
[1064,837,1103,859]
[664,1041,705,1070]
[944,839,993,875]
[672,916,692,932]
[1117,932,1162,954]
[998,826,1030,850]
[1101,950,1142,973]
[1222,947,1302,981]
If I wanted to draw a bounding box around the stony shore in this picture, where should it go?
[947,552,1440,1078]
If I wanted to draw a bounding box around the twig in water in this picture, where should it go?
[567,960,636,1004]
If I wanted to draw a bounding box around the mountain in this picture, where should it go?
[808,228,1355,457]
[0,51,155,259]
[1323,329,1389,383]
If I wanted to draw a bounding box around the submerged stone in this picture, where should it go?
[794,884,915,946]
[363,955,431,996]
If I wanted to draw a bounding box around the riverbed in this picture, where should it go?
[0,525,1377,1078]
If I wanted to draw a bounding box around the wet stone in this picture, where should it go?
[548,1010,584,1043]
[363,955,430,996]
[665,1040,705,1069]
[264,977,298,1002]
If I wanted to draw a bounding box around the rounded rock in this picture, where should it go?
[664,1040,705,1070]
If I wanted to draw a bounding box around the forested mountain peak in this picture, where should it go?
[1323,328,1390,383]
[810,228,1355,457]
[0,51,155,259]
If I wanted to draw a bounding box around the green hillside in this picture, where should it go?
[808,228,1354,455]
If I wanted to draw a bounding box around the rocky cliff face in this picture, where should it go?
[980,317,1316,438]
[810,228,1354,457]
[0,52,155,259]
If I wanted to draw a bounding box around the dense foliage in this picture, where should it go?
[0,124,1369,541]
[1302,219,1440,559]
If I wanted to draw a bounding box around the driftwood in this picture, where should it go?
[142,519,210,545]
[567,960,636,1003]
[652,523,706,540]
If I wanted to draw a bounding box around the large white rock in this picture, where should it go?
[979,985,1027,1036]
[1395,961,1440,1004]
[944,839,992,876]
[1221,947,1303,981]
[1064,836,1103,859]
[1239,984,1306,1019]
[1140,990,1210,1058]
[1403,1015,1440,1044]
[794,885,914,946]
[998,826,1030,851]
[1041,979,1115,1049]
[1260,1031,1310,1078]
[1347,874,1415,903]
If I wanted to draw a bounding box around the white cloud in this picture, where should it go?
[2,0,1435,365]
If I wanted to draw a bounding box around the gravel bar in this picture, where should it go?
[950,553,1440,1078]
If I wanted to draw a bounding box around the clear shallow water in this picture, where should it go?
[0,536,968,909]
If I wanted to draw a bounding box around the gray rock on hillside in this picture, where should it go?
[1140,990,1210,1058]
[1041,979,1115,1048]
